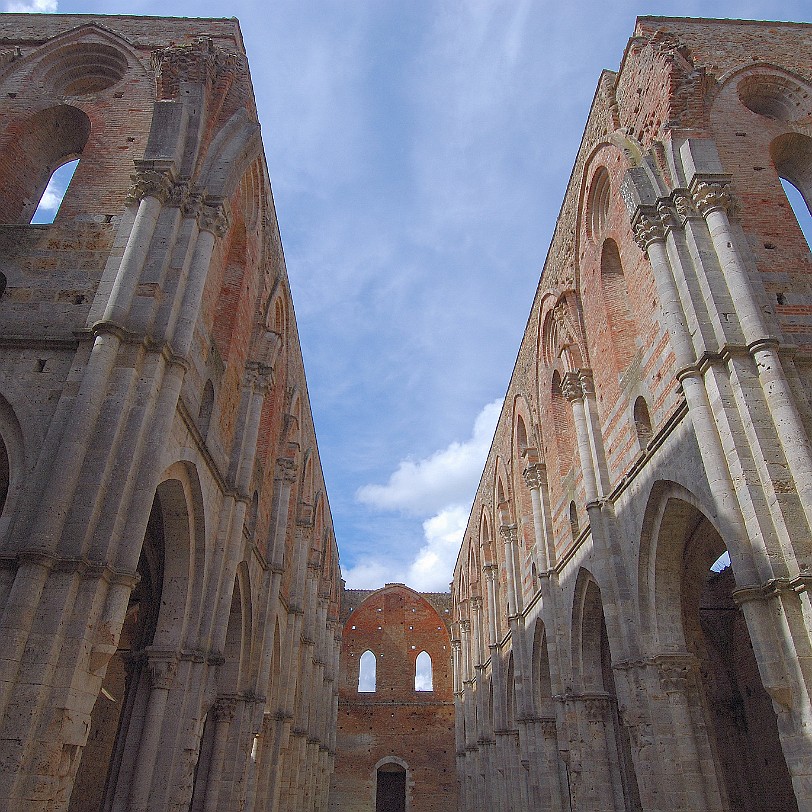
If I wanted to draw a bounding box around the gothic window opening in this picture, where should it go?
[359,650,376,692]
[30,158,79,224]
[600,238,638,373]
[414,651,432,691]
[780,177,812,250]
[376,762,406,812]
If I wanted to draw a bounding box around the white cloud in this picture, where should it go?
[5,0,57,11]
[406,505,471,592]
[356,399,501,516]
[347,399,502,591]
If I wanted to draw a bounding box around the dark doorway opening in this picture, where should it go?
[376,762,406,812]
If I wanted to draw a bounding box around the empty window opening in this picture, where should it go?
[711,551,731,572]
[0,272,6,299]
[30,158,79,224]
[376,762,406,812]
[780,177,812,251]
[358,650,376,692]
[415,650,433,691]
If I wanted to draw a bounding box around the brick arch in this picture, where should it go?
[0,103,90,223]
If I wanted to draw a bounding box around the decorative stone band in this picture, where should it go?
[3,550,140,587]
[733,573,811,604]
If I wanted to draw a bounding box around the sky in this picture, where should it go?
[12,0,811,591]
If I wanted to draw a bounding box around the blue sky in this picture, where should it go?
[13,0,811,590]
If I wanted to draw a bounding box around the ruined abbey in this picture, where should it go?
[0,11,810,812]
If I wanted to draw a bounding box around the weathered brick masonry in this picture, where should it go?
[0,14,341,812]
[451,16,812,812]
[328,584,457,812]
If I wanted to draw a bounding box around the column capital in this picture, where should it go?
[690,177,733,218]
[578,368,595,396]
[499,523,518,544]
[483,563,499,581]
[522,461,546,490]
[127,162,176,204]
[561,370,583,402]
[632,208,666,253]
[213,697,237,722]
[147,653,178,690]
[198,198,231,237]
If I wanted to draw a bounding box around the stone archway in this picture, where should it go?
[645,491,799,812]
[375,757,409,812]
[69,495,165,812]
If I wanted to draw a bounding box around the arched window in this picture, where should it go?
[587,166,611,240]
[633,396,653,452]
[415,651,433,691]
[30,158,80,224]
[600,238,638,373]
[771,133,812,252]
[0,105,90,224]
[358,650,376,692]
[780,177,812,250]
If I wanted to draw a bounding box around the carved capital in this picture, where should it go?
[181,190,205,219]
[656,199,680,232]
[275,456,297,485]
[214,697,237,723]
[499,523,518,545]
[522,461,546,490]
[128,164,175,204]
[578,368,595,396]
[632,209,666,252]
[148,656,178,690]
[199,199,231,237]
[672,189,698,221]
[538,717,557,737]
[692,180,733,218]
[583,696,609,722]
[483,563,499,582]
[561,370,583,402]
[469,595,483,613]
[656,655,697,694]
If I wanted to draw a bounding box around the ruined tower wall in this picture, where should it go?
[0,14,341,812]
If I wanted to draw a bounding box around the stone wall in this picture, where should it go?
[329,584,458,812]
[0,14,341,812]
[451,16,812,812]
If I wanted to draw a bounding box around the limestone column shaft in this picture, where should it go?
[202,698,236,812]
[126,656,177,812]
[523,462,551,571]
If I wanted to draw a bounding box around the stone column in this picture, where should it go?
[126,654,178,812]
[201,698,236,812]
